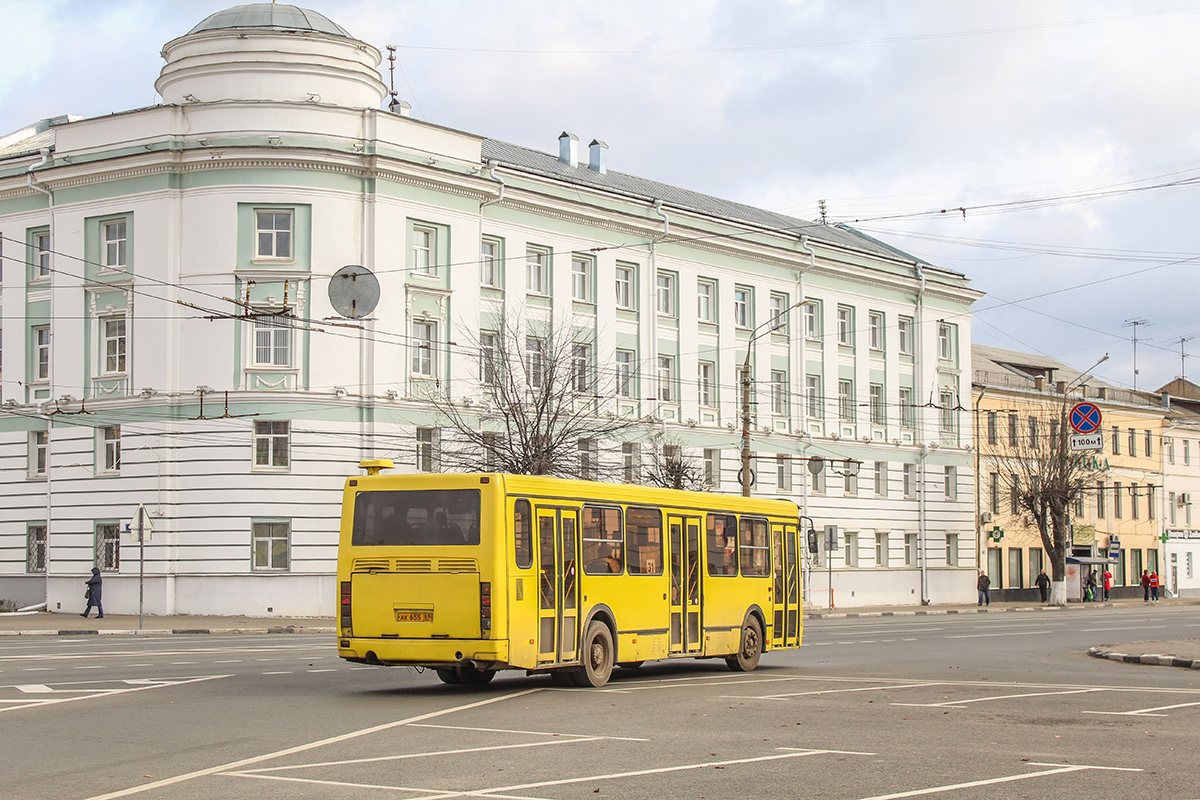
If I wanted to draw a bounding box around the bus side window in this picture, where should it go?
[514,499,533,569]
[625,506,663,575]
[707,514,738,576]
[739,517,770,576]
[582,505,623,575]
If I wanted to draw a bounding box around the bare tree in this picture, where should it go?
[642,436,705,491]
[429,314,646,478]
[983,399,1105,605]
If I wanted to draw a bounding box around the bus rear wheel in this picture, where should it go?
[726,616,763,672]
[573,621,614,687]
[435,668,461,685]
[437,665,495,686]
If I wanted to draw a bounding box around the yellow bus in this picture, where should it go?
[336,463,804,687]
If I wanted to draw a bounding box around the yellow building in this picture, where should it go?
[972,346,1167,599]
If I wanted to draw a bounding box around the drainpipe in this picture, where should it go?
[360,109,378,459]
[480,160,505,208]
[915,261,929,605]
[28,149,55,605]
[649,200,670,419]
[796,235,816,503]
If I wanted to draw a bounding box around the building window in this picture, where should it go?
[252,521,290,571]
[940,389,958,433]
[899,387,915,429]
[1186,439,1191,465]
[525,337,545,387]
[876,532,889,567]
[776,455,792,492]
[27,524,47,573]
[656,272,675,316]
[1131,484,1139,520]
[869,383,885,425]
[733,287,751,328]
[874,461,887,497]
[946,533,959,566]
[615,350,634,398]
[1169,492,1177,525]
[95,523,120,572]
[578,439,597,481]
[697,280,715,322]
[571,256,592,302]
[836,306,854,345]
[703,449,719,487]
[480,238,500,286]
[622,442,640,483]
[1111,426,1120,455]
[698,361,715,407]
[255,210,292,259]
[253,313,291,367]
[416,427,439,472]
[989,472,1000,514]
[771,371,788,415]
[1166,438,1175,464]
[1029,417,1039,448]
[526,249,548,294]
[1127,428,1136,458]
[868,311,884,350]
[254,420,289,468]
[812,466,825,494]
[944,465,957,500]
[31,430,48,476]
[844,532,858,567]
[905,533,917,567]
[987,411,998,444]
[34,326,50,381]
[1113,481,1123,518]
[903,463,915,498]
[1144,430,1152,459]
[571,343,592,393]
[413,226,436,275]
[838,380,854,421]
[479,332,497,385]
[34,231,51,279]
[615,265,634,308]
[898,317,913,355]
[805,375,822,419]
[101,426,121,472]
[1147,484,1156,520]
[102,219,127,269]
[1097,481,1106,519]
[412,321,436,376]
[938,323,953,360]
[804,302,820,340]
[483,432,501,472]
[1010,477,1020,514]
[845,467,858,496]
[102,317,127,373]
[657,356,675,402]
[770,293,788,332]
[1008,413,1019,446]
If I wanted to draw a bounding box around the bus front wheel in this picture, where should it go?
[726,616,763,672]
[574,621,615,687]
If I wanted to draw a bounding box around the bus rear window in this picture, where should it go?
[352,490,481,546]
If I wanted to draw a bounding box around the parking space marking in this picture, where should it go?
[0,674,228,714]
[853,762,1140,800]
[1083,700,1200,717]
[81,687,544,800]
[724,681,943,700]
[411,722,649,742]
[893,687,1105,709]
[946,630,1052,639]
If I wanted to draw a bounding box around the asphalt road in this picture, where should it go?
[2,605,1197,800]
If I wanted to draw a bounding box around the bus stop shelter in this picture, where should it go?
[1066,556,1116,602]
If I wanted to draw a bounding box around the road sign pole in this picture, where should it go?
[137,505,144,631]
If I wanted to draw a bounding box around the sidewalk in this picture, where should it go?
[0,612,334,636]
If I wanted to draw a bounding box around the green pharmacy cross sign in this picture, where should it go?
[989,527,1005,542]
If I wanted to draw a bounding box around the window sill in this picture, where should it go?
[252,465,292,473]
[251,257,297,266]
[97,266,128,276]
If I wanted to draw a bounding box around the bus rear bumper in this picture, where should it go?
[338,637,509,669]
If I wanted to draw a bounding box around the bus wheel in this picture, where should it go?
[574,621,615,687]
[550,670,575,687]
[456,665,496,686]
[435,668,462,685]
[726,616,763,672]
[617,661,644,670]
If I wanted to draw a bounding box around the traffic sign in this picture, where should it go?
[1070,432,1104,451]
[1069,402,1102,434]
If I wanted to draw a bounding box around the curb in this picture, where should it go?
[0,626,335,637]
[1088,646,1200,670]
[807,605,1069,619]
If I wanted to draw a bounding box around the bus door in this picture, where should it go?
[669,515,702,654]
[536,507,580,664]
[771,523,801,648]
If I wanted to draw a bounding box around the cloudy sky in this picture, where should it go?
[2,0,1197,391]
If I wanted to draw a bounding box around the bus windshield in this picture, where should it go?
[352,489,481,546]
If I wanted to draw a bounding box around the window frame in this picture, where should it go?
[657,355,676,402]
[803,301,821,341]
[31,430,48,477]
[416,427,439,473]
[479,332,498,385]
[480,237,501,287]
[733,286,751,329]
[655,272,676,317]
[698,361,715,407]
[697,279,715,322]
[253,420,290,470]
[571,343,593,394]
[251,519,290,571]
[253,311,293,369]
[95,522,121,572]
[101,219,128,270]
[33,325,50,382]
[526,248,549,295]
[615,264,635,309]
[897,316,914,356]
[32,229,52,281]
[838,379,854,422]
[102,316,127,374]
[836,306,854,346]
[868,311,884,351]
[571,255,593,302]
[412,225,436,276]
[869,383,885,426]
[411,320,437,377]
[771,370,788,416]
[100,425,121,473]
[769,293,788,333]
[26,523,47,574]
[254,209,293,261]
[805,375,822,419]
[615,349,634,398]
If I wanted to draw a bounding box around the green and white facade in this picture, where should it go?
[0,4,981,616]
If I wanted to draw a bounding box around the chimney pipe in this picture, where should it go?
[1034,376,1045,391]
[1097,386,1108,400]
[1055,380,1066,394]
[588,139,608,174]
[558,132,578,166]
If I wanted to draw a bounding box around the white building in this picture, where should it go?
[1160,379,1200,598]
[0,4,981,616]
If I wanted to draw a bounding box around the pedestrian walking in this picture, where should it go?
[1149,571,1160,602]
[81,567,103,619]
[1102,568,1112,602]
[1035,569,1051,603]
[1085,569,1097,602]
[1140,570,1151,603]
[977,571,991,606]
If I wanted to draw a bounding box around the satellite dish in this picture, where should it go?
[327,265,380,319]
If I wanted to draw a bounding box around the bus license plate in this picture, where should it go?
[395,610,433,623]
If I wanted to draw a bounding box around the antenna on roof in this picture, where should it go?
[386,45,401,113]
[818,199,828,225]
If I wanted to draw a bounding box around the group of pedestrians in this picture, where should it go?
[981,567,1162,605]
[1140,569,1162,602]
[1083,568,1112,602]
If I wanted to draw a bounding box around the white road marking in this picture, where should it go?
[261,671,292,675]
[80,688,544,800]
[852,762,1141,800]
[214,660,242,664]
[412,723,649,741]
[75,666,106,670]
[306,669,336,673]
[0,675,229,714]
[946,630,1052,639]
[892,688,1105,709]
[22,668,53,672]
[724,682,942,700]
[1083,700,1200,717]
[17,685,53,693]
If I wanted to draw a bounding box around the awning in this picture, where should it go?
[1067,556,1117,565]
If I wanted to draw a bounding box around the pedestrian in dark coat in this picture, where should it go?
[1140,570,1151,602]
[1035,569,1051,603]
[81,567,104,618]
[977,572,991,606]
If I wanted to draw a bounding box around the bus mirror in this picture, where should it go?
[807,530,819,553]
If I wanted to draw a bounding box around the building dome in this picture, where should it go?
[187,3,351,37]
[156,3,386,109]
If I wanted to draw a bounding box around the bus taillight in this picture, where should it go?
[340,581,352,633]
[480,582,492,633]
